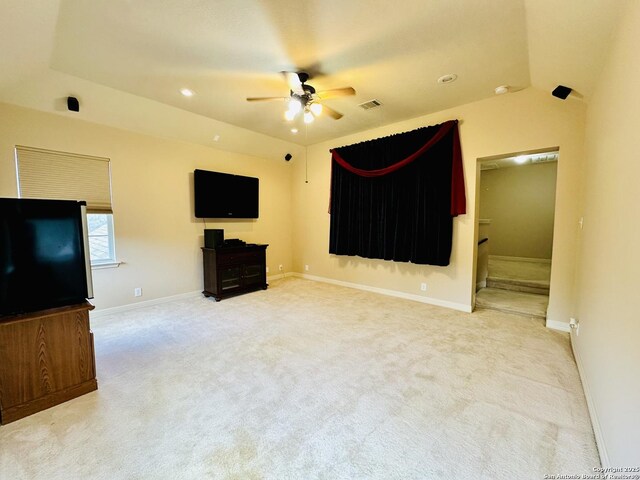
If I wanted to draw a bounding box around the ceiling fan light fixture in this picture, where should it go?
[288,98,302,113]
[303,110,314,124]
[310,103,323,116]
[247,71,352,123]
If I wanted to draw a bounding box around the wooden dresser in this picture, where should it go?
[0,302,97,424]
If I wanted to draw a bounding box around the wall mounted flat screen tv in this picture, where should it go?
[194,169,259,219]
[0,198,94,316]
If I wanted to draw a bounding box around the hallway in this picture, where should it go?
[476,257,550,320]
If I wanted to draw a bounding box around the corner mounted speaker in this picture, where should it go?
[552,85,572,100]
[67,96,80,112]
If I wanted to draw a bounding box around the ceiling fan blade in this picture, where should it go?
[246,96,287,102]
[320,103,344,120]
[282,71,305,95]
[317,87,356,100]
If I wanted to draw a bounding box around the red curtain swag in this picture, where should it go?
[330,120,466,216]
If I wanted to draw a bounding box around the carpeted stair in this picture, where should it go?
[475,287,548,318]
[486,275,550,295]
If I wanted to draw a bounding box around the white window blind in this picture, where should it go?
[15,146,113,213]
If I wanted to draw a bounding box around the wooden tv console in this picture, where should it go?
[202,244,268,301]
[0,302,97,425]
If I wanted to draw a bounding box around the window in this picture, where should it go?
[87,214,116,265]
[15,146,116,267]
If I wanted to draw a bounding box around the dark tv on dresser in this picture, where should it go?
[194,169,259,219]
[0,198,94,316]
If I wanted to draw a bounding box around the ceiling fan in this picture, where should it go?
[247,72,355,123]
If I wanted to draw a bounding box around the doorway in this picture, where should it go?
[474,149,558,321]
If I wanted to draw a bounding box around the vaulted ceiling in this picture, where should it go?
[0,0,624,151]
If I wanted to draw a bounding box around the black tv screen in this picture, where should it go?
[0,198,93,316]
[194,169,259,219]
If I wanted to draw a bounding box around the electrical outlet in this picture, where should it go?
[279,264,283,271]
[569,317,580,336]
[304,264,309,271]
[420,283,427,292]
[134,287,142,297]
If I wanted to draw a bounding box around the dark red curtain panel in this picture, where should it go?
[328,120,465,266]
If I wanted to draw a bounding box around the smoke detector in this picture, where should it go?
[437,74,458,84]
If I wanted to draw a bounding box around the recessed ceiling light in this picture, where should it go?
[437,74,458,84]
[291,128,298,134]
[213,135,220,142]
[180,88,194,97]
[495,85,509,95]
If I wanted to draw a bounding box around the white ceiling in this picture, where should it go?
[0,0,625,150]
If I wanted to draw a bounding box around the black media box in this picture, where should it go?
[204,229,224,248]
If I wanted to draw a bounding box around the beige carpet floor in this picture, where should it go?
[0,277,598,479]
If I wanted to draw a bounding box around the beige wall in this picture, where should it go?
[292,87,585,321]
[573,0,640,465]
[0,102,294,310]
[480,162,557,259]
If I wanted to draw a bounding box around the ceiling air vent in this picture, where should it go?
[358,99,382,110]
[480,163,499,171]
[531,153,559,164]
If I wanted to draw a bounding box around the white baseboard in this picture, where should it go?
[546,319,570,332]
[92,273,290,319]
[92,273,294,318]
[570,333,610,467]
[90,290,202,319]
[489,255,551,264]
[291,272,472,313]
[267,272,286,282]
